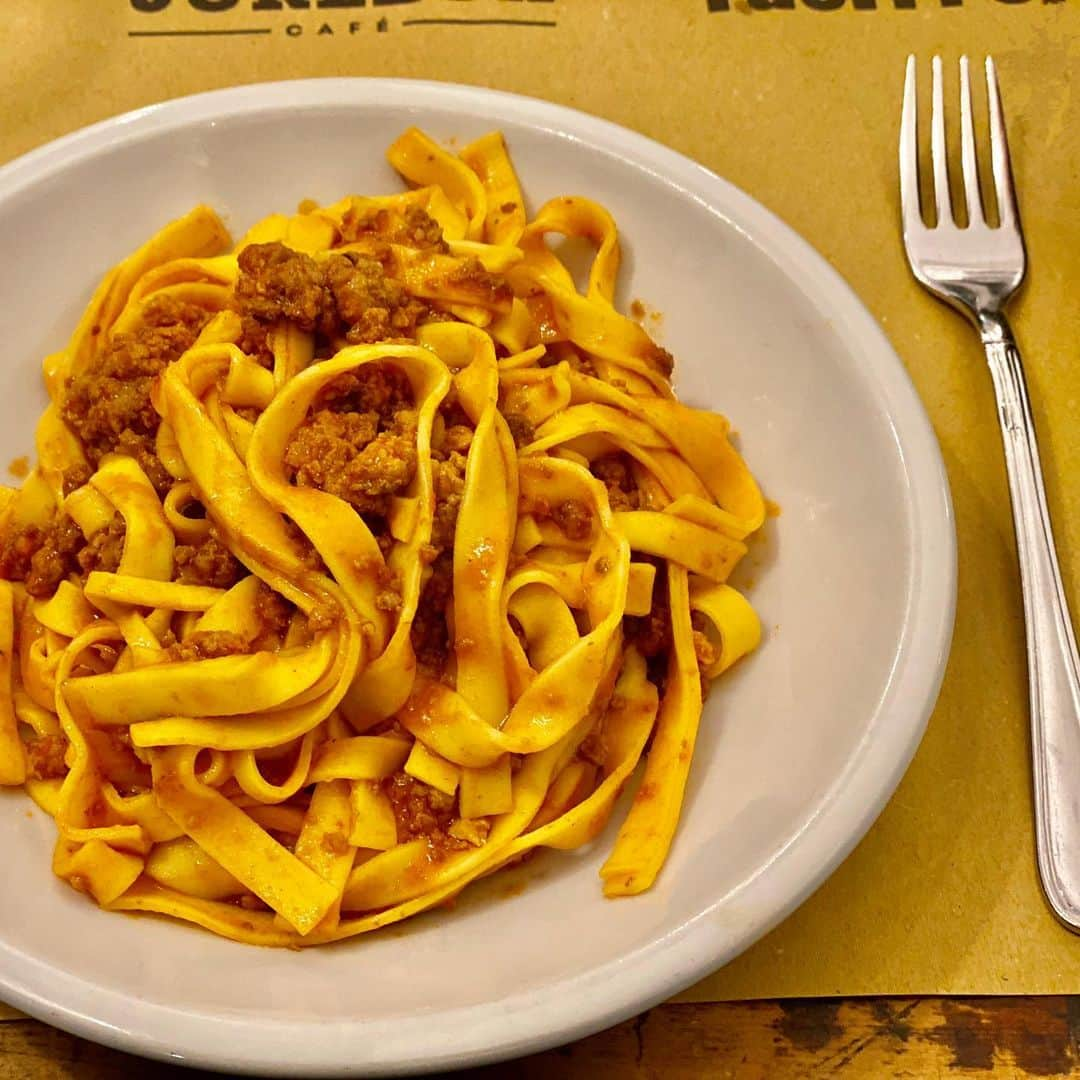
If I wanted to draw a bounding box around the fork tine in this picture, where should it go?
[930,56,953,226]
[899,55,922,232]
[985,56,1018,228]
[958,56,984,227]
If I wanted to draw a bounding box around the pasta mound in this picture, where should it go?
[0,128,765,945]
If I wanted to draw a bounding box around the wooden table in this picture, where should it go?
[2,998,1076,1078]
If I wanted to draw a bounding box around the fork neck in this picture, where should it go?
[977,309,1015,346]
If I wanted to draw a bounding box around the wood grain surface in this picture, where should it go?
[1,998,1077,1078]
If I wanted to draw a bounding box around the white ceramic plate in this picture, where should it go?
[0,80,955,1076]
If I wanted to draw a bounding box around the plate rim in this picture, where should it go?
[0,76,957,1077]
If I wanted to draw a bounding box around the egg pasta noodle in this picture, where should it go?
[0,128,765,945]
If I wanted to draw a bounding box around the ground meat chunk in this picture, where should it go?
[502,411,534,449]
[62,297,209,469]
[625,572,713,687]
[233,242,428,346]
[318,366,415,422]
[324,252,427,345]
[339,205,447,251]
[551,499,592,542]
[691,612,719,679]
[441,424,473,455]
[410,552,452,677]
[284,409,417,515]
[295,410,378,460]
[430,452,467,554]
[624,568,673,688]
[142,295,212,338]
[233,242,333,335]
[383,770,468,853]
[254,582,293,638]
[523,494,593,545]
[374,564,403,613]
[622,600,669,656]
[237,313,273,368]
[283,366,419,514]
[77,516,126,577]
[174,532,244,589]
[164,630,249,663]
[26,734,70,781]
[396,206,447,250]
[591,454,640,511]
[26,537,73,600]
[307,600,339,633]
[19,515,86,598]
[114,429,173,496]
[61,465,93,496]
[0,523,45,584]
[693,630,718,671]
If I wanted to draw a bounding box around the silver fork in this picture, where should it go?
[901,55,1080,933]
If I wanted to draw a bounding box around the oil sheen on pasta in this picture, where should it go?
[0,128,765,946]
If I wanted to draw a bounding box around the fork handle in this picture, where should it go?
[982,313,1080,931]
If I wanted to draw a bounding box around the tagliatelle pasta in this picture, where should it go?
[0,128,766,945]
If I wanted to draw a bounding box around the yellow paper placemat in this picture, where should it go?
[3,0,1080,1002]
